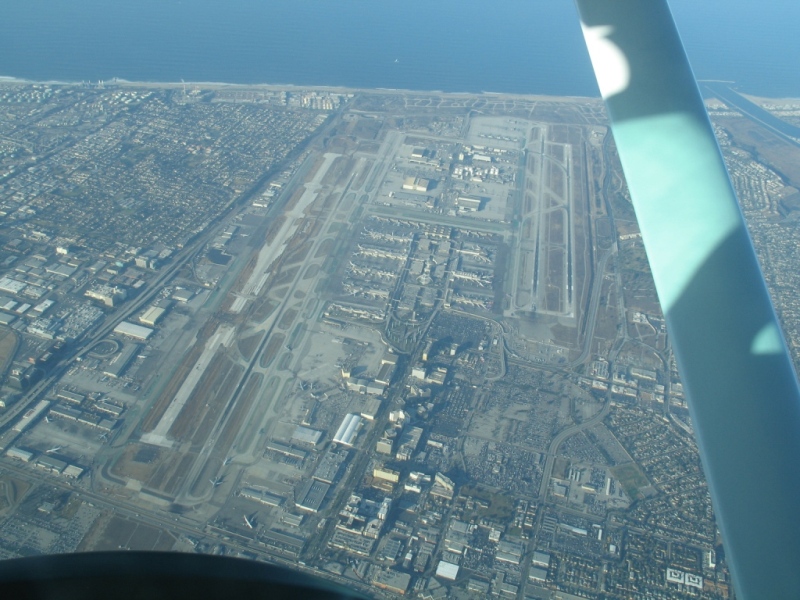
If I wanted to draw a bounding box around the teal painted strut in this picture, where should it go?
[573,1,800,598]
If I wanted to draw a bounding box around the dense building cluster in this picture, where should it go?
[4,84,798,599]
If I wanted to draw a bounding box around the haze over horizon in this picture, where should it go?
[0,0,798,97]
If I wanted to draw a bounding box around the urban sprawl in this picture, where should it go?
[1,81,800,599]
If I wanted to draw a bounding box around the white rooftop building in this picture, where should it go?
[436,561,459,581]
[114,321,154,341]
[333,413,363,446]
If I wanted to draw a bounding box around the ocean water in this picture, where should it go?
[0,0,798,97]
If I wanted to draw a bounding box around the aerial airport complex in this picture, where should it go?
[0,81,799,598]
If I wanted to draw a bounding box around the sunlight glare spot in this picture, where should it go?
[580,24,630,99]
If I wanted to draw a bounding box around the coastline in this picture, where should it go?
[0,76,603,103]
[3,75,799,104]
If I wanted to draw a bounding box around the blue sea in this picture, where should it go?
[0,0,798,97]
